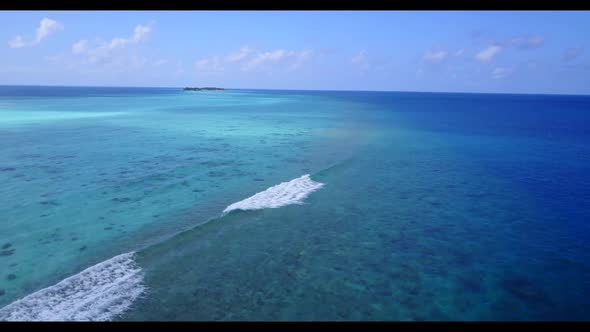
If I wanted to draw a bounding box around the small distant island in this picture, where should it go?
[183,87,225,91]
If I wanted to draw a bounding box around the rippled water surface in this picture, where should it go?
[1,87,589,320]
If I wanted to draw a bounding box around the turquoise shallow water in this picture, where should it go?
[0,87,589,320]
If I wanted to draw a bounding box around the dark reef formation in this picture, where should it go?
[183,87,225,91]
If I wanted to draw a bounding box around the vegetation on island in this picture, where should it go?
[183,87,225,91]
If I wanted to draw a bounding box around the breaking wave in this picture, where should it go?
[223,174,324,214]
[0,252,145,321]
[0,175,325,321]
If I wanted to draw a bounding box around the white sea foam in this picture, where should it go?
[0,252,145,321]
[223,174,324,214]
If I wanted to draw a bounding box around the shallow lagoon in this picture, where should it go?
[1,87,589,320]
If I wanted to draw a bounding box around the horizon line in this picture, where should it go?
[1,84,589,97]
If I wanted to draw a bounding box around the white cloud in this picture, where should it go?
[525,36,544,49]
[510,35,544,50]
[8,36,26,49]
[351,50,367,64]
[471,35,543,70]
[509,37,523,46]
[286,50,313,71]
[35,18,64,43]
[246,49,286,69]
[194,46,314,74]
[132,24,152,43]
[244,49,313,71]
[71,23,153,67]
[108,37,129,50]
[475,45,502,62]
[454,49,465,57]
[8,18,63,48]
[195,56,224,73]
[422,50,448,63]
[72,39,88,54]
[225,46,253,62]
[492,66,514,79]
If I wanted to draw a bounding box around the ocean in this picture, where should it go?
[0,86,589,320]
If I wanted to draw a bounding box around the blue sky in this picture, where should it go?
[1,11,589,94]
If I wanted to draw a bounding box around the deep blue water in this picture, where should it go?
[0,86,589,320]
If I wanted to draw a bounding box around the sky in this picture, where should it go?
[1,11,589,94]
